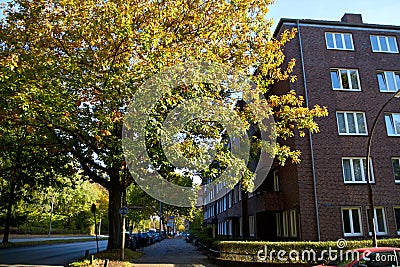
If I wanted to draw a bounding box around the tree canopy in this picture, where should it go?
[1,0,328,248]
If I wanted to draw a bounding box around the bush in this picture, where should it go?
[217,239,400,263]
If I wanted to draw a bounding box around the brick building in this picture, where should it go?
[203,14,400,241]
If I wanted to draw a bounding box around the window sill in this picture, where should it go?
[344,233,363,237]
[338,133,368,136]
[372,50,399,53]
[332,88,362,92]
[368,232,388,236]
[344,181,375,184]
[327,48,355,51]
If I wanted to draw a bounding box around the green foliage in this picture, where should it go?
[1,0,328,248]
[217,239,400,263]
[70,249,142,267]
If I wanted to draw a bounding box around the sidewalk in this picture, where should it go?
[134,238,218,267]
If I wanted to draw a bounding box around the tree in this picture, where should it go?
[1,0,327,249]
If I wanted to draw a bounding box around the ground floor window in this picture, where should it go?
[239,217,243,237]
[342,207,362,237]
[276,213,282,237]
[289,210,297,237]
[249,215,255,237]
[367,207,388,235]
[394,207,400,235]
[279,209,297,238]
[283,211,289,237]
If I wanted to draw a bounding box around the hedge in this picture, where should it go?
[0,226,83,235]
[217,239,400,263]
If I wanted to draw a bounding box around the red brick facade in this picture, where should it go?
[203,14,400,242]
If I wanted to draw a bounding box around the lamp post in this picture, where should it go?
[366,90,400,247]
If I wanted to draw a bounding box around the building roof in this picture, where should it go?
[273,15,400,38]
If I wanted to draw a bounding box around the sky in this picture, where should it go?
[267,0,400,32]
[1,0,399,28]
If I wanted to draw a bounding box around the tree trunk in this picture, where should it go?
[107,179,122,250]
[2,179,17,244]
[241,190,249,238]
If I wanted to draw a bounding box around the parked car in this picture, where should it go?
[153,232,161,242]
[137,232,151,247]
[184,233,193,243]
[314,247,400,267]
[146,231,155,244]
[124,232,138,250]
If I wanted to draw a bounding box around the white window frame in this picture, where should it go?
[276,213,282,237]
[283,211,289,237]
[370,35,399,53]
[289,209,297,237]
[239,217,243,237]
[325,32,354,50]
[273,170,280,192]
[342,157,374,184]
[249,215,255,237]
[331,68,361,91]
[385,113,400,136]
[336,111,367,135]
[228,192,232,209]
[393,207,400,235]
[377,71,400,92]
[367,207,388,236]
[392,158,400,183]
[341,207,363,237]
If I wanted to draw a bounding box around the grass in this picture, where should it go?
[70,249,142,267]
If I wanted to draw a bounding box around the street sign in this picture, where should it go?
[119,206,129,216]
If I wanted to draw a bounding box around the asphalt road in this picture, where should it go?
[0,240,108,266]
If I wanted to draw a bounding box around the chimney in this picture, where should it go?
[341,13,363,24]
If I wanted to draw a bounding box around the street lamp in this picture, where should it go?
[366,89,400,247]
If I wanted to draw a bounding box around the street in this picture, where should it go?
[134,238,218,267]
[0,240,107,266]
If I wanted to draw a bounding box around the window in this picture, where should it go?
[276,213,282,237]
[283,211,289,237]
[233,188,238,204]
[367,207,388,235]
[377,71,400,92]
[342,208,363,236]
[326,32,354,50]
[385,113,400,136]
[289,210,297,237]
[337,112,367,135]
[228,192,232,208]
[370,35,398,53]
[273,170,280,192]
[239,217,243,237]
[249,216,255,237]
[392,158,400,183]
[394,208,400,235]
[342,157,374,183]
[331,69,361,91]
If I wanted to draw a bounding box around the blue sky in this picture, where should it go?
[2,0,399,29]
[267,0,400,31]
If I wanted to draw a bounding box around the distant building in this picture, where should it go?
[203,13,400,241]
